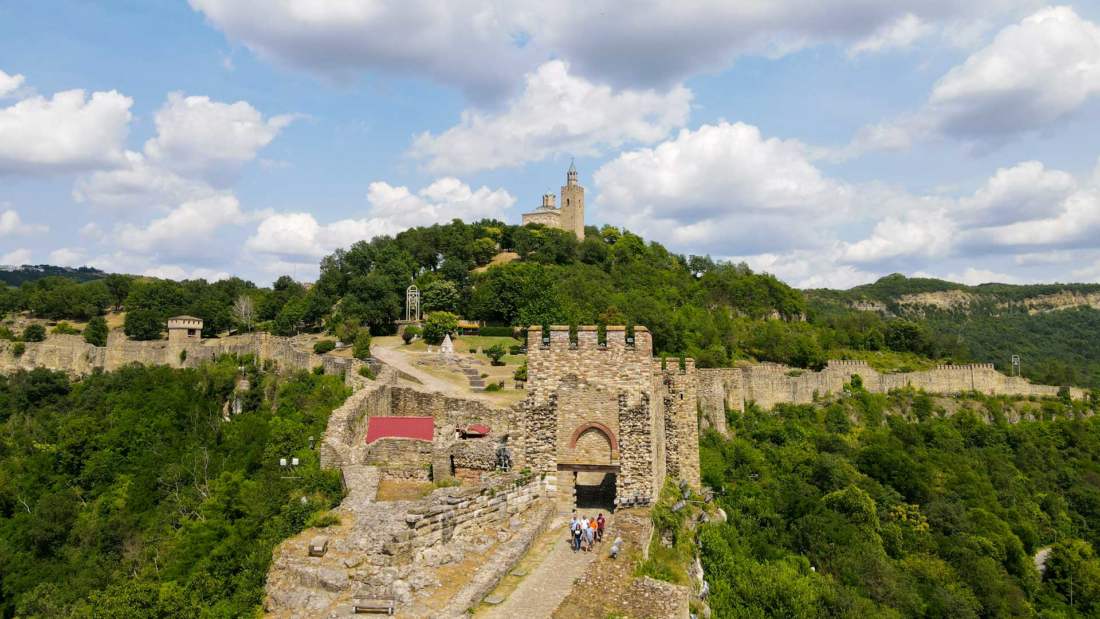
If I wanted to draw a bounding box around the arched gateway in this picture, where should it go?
[522,325,700,511]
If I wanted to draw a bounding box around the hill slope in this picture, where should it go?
[808,274,1100,388]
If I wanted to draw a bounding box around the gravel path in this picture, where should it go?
[480,518,599,619]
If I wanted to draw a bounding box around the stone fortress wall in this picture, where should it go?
[523,325,701,508]
[0,331,325,376]
[696,359,1087,431]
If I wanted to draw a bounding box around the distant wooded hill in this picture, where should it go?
[807,274,1100,390]
[0,264,107,287]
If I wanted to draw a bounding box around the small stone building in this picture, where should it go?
[522,326,700,510]
[166,316,203,342]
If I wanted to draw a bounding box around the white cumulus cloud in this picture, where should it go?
[115,194,249,257]
[0,88,132,174]
[0,69,25,98]
[593,121,852,254]
[0,209,47,237]
[410,61,691,174]
[0,248,32,265]
[191,0,1033,96]
[144,92,296,182]
[246,178,514,261]
[848,13,934,57]
[848,6,1100,155]
[48,248,85,267]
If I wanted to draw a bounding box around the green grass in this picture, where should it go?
[829,348,942,373]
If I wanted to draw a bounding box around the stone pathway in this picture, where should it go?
[479,518,599,619]
[339,464,379,513]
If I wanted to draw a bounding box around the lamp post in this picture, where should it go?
[279,456,301,479]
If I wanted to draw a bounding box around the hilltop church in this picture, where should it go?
[521,161,585,240]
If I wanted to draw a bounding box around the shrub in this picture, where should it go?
[401,325,420,345]
[305,511,341,528]
[22,324,46,342]
[509,344,525,355]
[11,342,25,357]
[313,339,336,354]
[485,382,502,392]
[83,316,108,347]
[51,322,80,335]
[485,343,507,366]
[358,365,376,380]
[0,326,15,341]
[513,362,527,382]
[478,326,514,337]
[124,309,163,341]
[352,331,371,360]
[469,347,478,354]
[422,311,458,345]
[179,350,187,363]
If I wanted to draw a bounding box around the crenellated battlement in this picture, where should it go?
[523,324,699,508]
[827,360,871,368]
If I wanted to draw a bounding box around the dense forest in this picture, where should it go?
[0,361,346,617]
[699,386,1100,617]
[5,221,1100,387]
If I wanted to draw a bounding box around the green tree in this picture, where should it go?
[103,273,132,311]
[484,343,506,365]
[421,279,460,313]
[352,331,372,360]
[83,315,109,346]
[422,312,458,345]
[22,323,46,342]
[124,308,163,340]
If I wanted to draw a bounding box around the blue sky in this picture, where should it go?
[2,1,1100,288]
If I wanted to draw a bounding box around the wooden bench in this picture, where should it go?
[352,597,395,615]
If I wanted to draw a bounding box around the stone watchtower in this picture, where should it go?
[167,316,203,342]
[520,162,585,240]
[559,160,584,241]
[522,325,699,511]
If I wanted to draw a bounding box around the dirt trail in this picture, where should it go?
[370,340,507,404]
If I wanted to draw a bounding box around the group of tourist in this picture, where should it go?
[568,512,605,552]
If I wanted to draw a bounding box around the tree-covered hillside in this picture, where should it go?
[808,274,1100,388]
[7,226,1100,388]
[0,361,346,617]
[0,266,107,288]
[700,387,1100,617]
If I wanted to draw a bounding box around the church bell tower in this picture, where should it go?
[560,160,585,240]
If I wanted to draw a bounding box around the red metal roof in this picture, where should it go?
[365,416,434,445]
[465,424,491,436]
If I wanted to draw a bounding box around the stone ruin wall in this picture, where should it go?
[383,474,546,562]
[654,358,701,489]
[364,439,435,480]
[697,360,1088,428]
[318,381,521,476]
[0,331,327,377]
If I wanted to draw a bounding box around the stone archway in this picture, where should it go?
[561,422,619,510]
[567,421,618,465]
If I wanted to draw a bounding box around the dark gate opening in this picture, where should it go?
[574,471,617,510]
